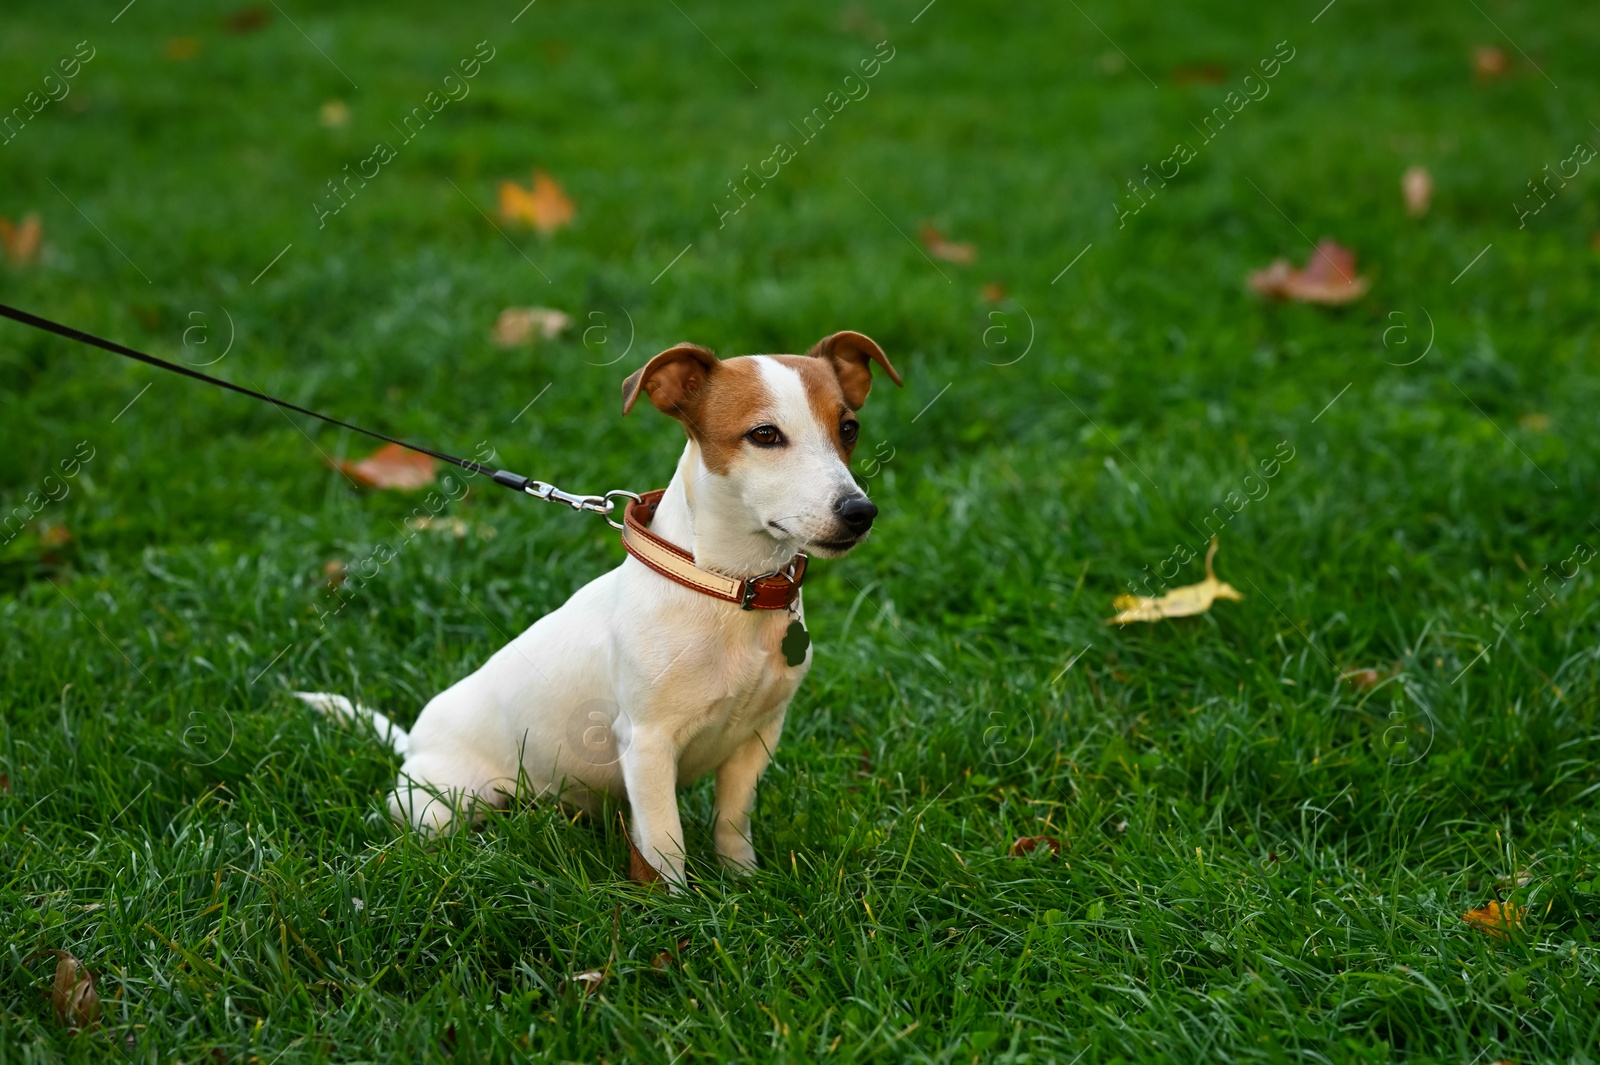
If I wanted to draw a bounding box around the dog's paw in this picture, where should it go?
[716,844,758,875]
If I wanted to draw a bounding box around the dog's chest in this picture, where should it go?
[671,611,808,777]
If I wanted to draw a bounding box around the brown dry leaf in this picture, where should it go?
[1519,412,1550,432]
[48,950,99,1030]
[918,223,976,264]
[498,171,575,234]
[980,282,1007,302]
[222,5,271,33]
[652,936,692,970]
[621,811,663,884]
[323,560,347,589]
[492,307,572,348]
[1472,46,1509,81]
[1402,165,1433,216]
[1,213,42,265]
[1109,539,1242,625]
[1463,899,1523,940]
[1009,835,1061,857]
[338,443,436,491]
[1170,63,1227,85]
[319,99,350,129]
[1248,239,1371,305]
[164,37,201,61]
[1338,663,1399,690]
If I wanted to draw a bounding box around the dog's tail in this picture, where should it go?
[293,691,410,756]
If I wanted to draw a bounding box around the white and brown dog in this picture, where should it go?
[297,331,900,886]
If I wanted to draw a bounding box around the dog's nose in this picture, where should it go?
[835,495,878,535]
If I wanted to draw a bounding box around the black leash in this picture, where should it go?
[0,301,639,523]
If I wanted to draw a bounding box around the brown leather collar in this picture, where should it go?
[621,489,806,610]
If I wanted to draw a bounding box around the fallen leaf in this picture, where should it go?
[409,515,474,538]
[1463,899,1523,940]
[1170,62,1227,85]
[918,223,976,264]
[980,282,1007,302]
[492,306,572,348]
[652,936,692,970]
[499,171,575,234]
[323,560,347,589]
[1402,165,1432,216]
[39,524,71,549]
[164,37,201,61]
[1338,663,1399,690]
[621,811,663,884]
[338,443,436,491]
[1109,538,1242,624]
[567,969,605,996]
[1248,238,1370,305]
[1518,412,1550,432]
[319,99,350,129]
[222,6,270,32]
[0,774,9,793]
[1472,46,1508,81]
[1009,835,1061,857]
[0,213,42,265]
[45,950,99,1030]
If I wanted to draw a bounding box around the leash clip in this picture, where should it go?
[524,480,641,531]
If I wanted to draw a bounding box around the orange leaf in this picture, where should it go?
[1009,835,1061,857]
[338,443,436,490]
[1402,165,1432,217]
[164,37,201,61]
[0,213,42,265]
[1462,899,1523,940]
[1248,239,1370,305]
[1472,46,1508,81]
[498,170,575,234]
[980,282,1007,302]
[918,223,976,264]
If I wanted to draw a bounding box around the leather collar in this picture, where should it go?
[621,489,806,610]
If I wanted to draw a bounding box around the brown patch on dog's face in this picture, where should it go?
[680,357,775,475]
[768,354,856,462]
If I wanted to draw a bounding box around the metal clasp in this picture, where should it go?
[524,482,640,529]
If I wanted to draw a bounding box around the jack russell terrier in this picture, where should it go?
[297,331,900,887]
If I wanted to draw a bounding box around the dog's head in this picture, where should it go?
[621,331,902,558]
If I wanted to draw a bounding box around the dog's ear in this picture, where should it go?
[621,344,719,417]
[807,330,902,408]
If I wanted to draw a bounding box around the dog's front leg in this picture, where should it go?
[713,720,782,873]
[620,727,688,887]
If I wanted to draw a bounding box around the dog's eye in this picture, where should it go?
[840,419,859,446]
[746,424,784,447]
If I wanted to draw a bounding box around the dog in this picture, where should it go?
[297,330,900,887]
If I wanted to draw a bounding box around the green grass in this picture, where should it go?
[4,0,1600,1060]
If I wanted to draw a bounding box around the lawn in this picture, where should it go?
[3,0,1600,1061]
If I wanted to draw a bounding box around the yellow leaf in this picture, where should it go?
[1109,538,1242,625]
[498,170,575,234]
[1462,899,1523,940]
